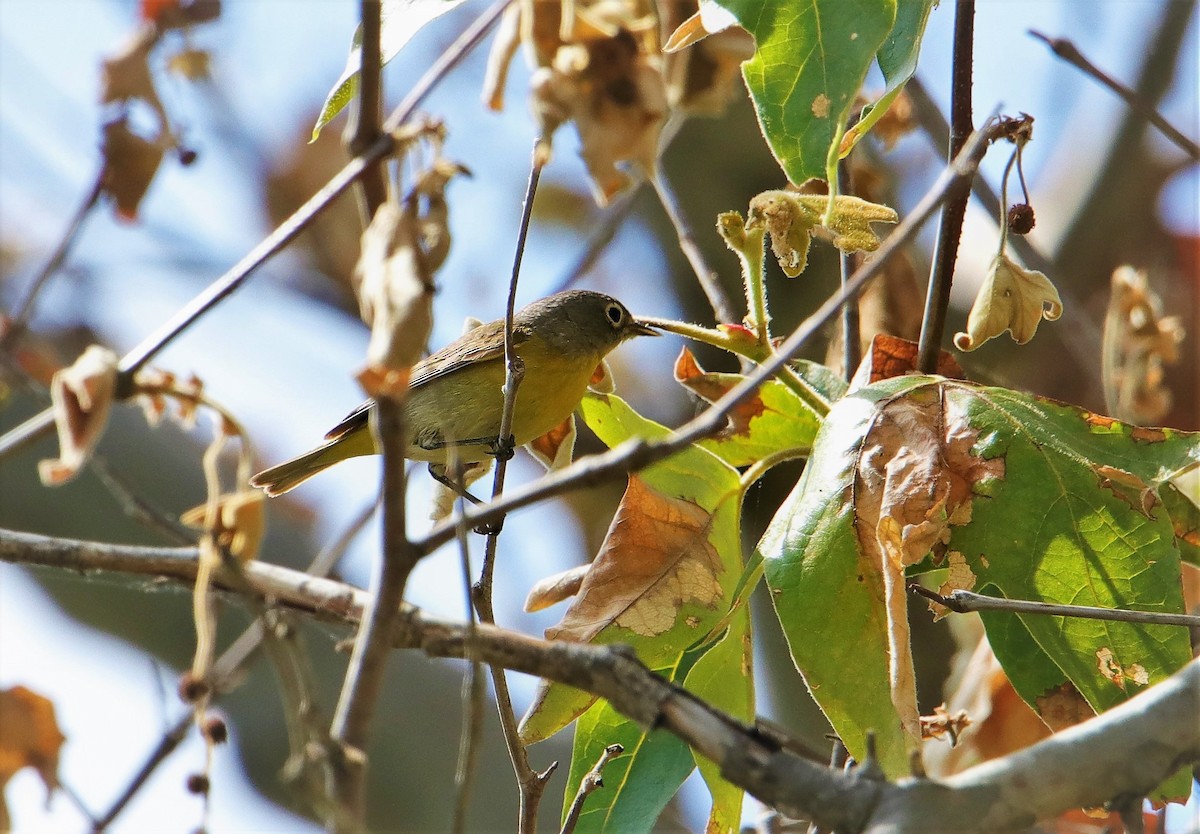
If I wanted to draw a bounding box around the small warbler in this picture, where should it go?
[250,290,658,496]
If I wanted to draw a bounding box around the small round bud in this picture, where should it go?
[178,672,210,704]
[203,717,228,744]
[186,773,210,795]
[177,146,198,166]
[1007,203,1035,235]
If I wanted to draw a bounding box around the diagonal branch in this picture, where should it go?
[417,118,1006,554]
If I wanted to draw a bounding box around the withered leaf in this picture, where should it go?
[855,387,1005,742]
[0,685,65,822]
[673,347,764,438]
[39,345,119,486]
[525,563,591,613]
[527,415,577,472]
[101,120,166,222]
[546,475,724,642]
[954,253,1063,351]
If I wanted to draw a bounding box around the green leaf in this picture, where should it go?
[520,394,744,742]
[840,0,937,155]
[945,388,1194,714]
[759,381,911,775]
[710,0,897,183]
[1162,479,1200,567]
[683,609,754,834]
[563,653,702,834]
[762,376,1197,779]
[312,0,467,140]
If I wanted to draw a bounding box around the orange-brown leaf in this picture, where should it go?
[546,475,724,642]
[0,686,65,804]
[525,564,591,613]
[673,347,765,438]
[853,334,965,387]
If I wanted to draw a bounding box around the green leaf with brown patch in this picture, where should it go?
[520,393,744,745]
[762,376,1197,778]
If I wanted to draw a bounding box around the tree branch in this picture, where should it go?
[4,526,1195,834]
[916,0,975,374]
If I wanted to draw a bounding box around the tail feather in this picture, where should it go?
[251,434,369,497]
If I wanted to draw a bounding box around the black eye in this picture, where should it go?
[605,303,624,326]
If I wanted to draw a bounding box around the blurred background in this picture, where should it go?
[0,0,1196,831]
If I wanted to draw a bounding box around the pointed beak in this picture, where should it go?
[627,319,661,338]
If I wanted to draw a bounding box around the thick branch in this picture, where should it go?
[7,527,1196,833]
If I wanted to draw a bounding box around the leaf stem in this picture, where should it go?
[911,585,1200,628]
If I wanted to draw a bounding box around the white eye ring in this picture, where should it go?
[605,303,624,326]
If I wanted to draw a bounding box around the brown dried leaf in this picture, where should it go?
[525,4,667,205]
[101,119,166,222]
[39,345,119,486]
[1101,266,1185,424]
[0,685,65,819]
[662,5,752,115]
[848,334,965,390]
[352,202,435,378]
[525,563,591,613]
[546,475,724,642]
[855,388,1006,743]
[181,491,266,563]
[954,253,1063,351]
[167,47,212,81]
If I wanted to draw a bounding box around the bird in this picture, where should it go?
[250,290,658,497]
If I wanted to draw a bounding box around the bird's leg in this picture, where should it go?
[428,464,501,536]
[487,433,517,461]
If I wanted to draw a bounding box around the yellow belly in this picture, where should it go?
[401,345,600,464]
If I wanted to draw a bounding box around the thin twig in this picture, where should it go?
[6,171,104,333]
[806,739,848,834]
[546,115,683,296]
[916,0,975,374]
[347,0,387,222]
[651,171,739,324]
[560,743,624,834]
[0,1,510,462]
[910,585,1200,628]
[472,143,556,834]
[451,462,484,834]
[1029,30,1199,160]
[419,120,1004,554]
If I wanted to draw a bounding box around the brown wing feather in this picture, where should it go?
[323,318,529,441]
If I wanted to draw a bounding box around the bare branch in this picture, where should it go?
[1029,30,1199,160]
[5,527,1198,833]
[916,0,975,373]
[911,585,1200,628]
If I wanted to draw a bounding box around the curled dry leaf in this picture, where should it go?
[525,563,592,613]
[353,202,435,392]
[674,347,764,438]
[854,387,1005,744]
[954,253,1063,351]
[527,414,577,472]
[101,119,167,222]
[490,1,666,203]
[0,685,65,824]
[39,345,119,486]
[661,4,753,116]
[1101,266,1184,424]
[181,491,266,563]
[746,190,898,277]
